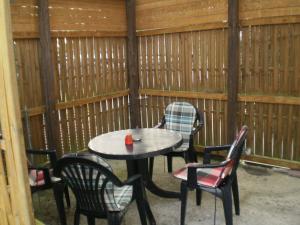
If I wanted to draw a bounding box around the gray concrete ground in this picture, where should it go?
[33,156,300,225]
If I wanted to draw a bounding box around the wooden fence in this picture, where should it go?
[138,23,300,167]
[15,37,130,155]
[10,0,300,168]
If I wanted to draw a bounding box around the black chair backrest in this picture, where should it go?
[223,125,248,184]
[54,154,122,216]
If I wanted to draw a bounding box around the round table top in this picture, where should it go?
[88,128,183,160]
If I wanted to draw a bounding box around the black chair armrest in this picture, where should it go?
[204,145,231,153]
[154,123,163,128]
[154,116,166,129]
[28,165,50,170]
[26,149,56,155]
[191,124,202,136]
[187,160,229,169]
[27,149,57,167]
[203,145,231,164]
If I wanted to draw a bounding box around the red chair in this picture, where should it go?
[173,126,248,225]
[27,149,70,225]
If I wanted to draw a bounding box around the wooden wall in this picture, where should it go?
[15,36,130,154]
[54,37,129,153]
[11,0,127,38]
[137,0,300,168]
[12,0,129,155]
[136,0,300,34]
[10,0,300,167]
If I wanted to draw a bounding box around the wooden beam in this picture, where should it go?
[55,90,129,110]
[140,89,227,100]
[140,89,300,105]
[13,30,127,39]
[227,0,239,142]
[238,94,300,106]
[126,0,141,128]
[38,0,58,150]
[0,0,34,223]
[137,22,228,36]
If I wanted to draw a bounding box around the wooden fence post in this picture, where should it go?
[227,0,239,142]
[0,0,34,223]
[126,0,141,128]
[38,0,59,151]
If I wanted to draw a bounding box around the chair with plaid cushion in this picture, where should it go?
[149,102,204,176]
[53,153,148,225]
[173,126,248,225]
[27,149,70,202]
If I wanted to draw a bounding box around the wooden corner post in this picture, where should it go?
[227,0,239,142]
[126,0,141,128]
[0,0,34,224]
[38,0,59,150]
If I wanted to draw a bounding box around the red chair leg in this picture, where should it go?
[232,174,240,215]
[222,186,233,225]
[180,181,188,225]
[87,216,95,225]
[196,189,202,206]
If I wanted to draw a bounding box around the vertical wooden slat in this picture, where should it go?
[227,0,239,142]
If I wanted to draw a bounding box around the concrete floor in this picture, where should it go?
[33,156,300,225]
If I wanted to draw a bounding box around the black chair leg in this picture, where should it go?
[180,181,188,225]
[149,157,154,179]
[107,213,120,225]
[222,187,233,225]
[232,174,240,215]
[87,216,95,225]
[64,186,71,208]
[196,189,202,206]
[74,209,80,225]
[167,155,172,173]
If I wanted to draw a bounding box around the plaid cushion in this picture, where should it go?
[29,169,45,186]
[165,102,197,152]
[29,168,62,187]
[173,160,234,188]
[104,184,133,212]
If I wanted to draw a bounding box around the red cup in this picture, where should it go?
[125,134,133,145]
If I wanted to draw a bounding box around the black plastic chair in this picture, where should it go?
[173,126,248,225]
[53,153,148,225]
[149,102,204,176]
[27,148,70,202]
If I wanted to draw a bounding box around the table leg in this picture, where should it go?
[127,160,156,225]
[136,159,181,199]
